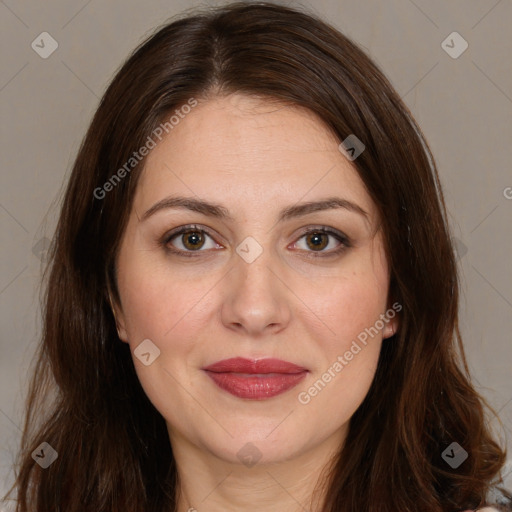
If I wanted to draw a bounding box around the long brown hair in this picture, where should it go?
[5,2,508,511]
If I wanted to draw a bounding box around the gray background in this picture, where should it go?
[1,0,511,502]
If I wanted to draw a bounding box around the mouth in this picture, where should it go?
[202,357,309,400]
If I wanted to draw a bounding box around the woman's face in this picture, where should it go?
[113,93,398,466]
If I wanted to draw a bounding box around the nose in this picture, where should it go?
[220,246,291,337]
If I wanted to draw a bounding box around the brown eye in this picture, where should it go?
[305,232,329,251]
[292,227,350,257]
[181,230,205,250]
[164,225,220,255]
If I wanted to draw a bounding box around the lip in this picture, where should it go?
[202,357,308,400]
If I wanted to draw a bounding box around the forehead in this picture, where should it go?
[134,94,377,224]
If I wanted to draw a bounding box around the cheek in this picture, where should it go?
[117,251,216,343]
[297,257,389,416]
[295,277,386,419]
[326,281,386,338]
[313,287,385,406]
[301,262,389,352]
[116,268,215,421]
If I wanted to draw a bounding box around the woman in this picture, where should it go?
[4,2,510,511]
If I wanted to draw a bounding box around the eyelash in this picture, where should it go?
[161,224,351,259]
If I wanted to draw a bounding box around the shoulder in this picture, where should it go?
[470,506,511,511]
[460,507,502,511]
[461,508,500,512]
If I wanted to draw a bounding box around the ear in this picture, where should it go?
[382,302,401,340]
[107,289,129,343]
[382,317,398,339]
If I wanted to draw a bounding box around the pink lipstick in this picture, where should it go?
[202,357,308,400]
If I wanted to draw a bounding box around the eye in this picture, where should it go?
[164,224,221,255]
[291,227,350,257]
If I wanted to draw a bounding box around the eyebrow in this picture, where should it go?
[140,195,369,223]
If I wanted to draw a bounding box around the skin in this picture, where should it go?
[113,93,399,512]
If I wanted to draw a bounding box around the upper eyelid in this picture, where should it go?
[164,224,218,243]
